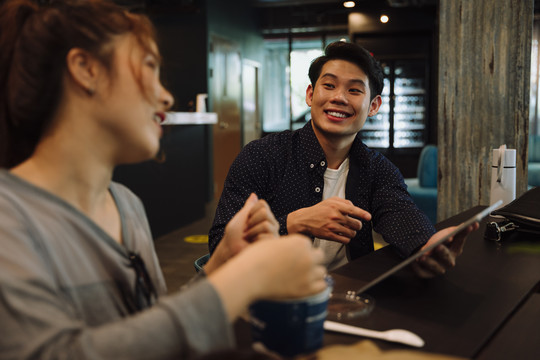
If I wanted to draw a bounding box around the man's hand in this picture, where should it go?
[286,197,372,244]
[411,222,480,278]
[205,193,279,274]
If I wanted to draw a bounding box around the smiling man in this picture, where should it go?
[209,41,476,276]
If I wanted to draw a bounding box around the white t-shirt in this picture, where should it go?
[313,157,350,271]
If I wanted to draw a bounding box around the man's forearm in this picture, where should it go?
[286,208,308,235]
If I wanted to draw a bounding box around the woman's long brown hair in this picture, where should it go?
[0,0,158,168]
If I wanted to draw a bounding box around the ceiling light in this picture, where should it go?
[343,1,355,8]
[380,14,389,23]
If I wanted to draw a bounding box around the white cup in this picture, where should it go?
[490,145,516,210]
[196,93,207,113]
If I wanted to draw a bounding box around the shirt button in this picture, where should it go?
[320,161,325,166]
[315,187,321,193]
[310,163,315,169]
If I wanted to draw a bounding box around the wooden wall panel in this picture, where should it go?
[437,0,533,220]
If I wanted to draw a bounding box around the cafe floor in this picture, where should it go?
[153,201,217,291]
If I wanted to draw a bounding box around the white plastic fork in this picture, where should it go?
[324,320,425,348]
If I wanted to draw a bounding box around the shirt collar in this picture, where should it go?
[298,121,370,169]
[298,121,327,170]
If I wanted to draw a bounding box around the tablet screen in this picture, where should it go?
[356,200,503,295]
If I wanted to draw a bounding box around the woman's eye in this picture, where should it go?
[144,55,160,71]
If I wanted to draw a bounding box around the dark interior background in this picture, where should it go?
[107,0,538,237]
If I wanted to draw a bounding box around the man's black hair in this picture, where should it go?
[308,41,384,100]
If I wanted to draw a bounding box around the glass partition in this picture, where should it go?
[360,59,428,149]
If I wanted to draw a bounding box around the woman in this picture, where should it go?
[0,0,326,359]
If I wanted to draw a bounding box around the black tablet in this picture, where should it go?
[356,200,503,294]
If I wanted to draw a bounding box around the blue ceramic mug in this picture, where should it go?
[248,284,331,357]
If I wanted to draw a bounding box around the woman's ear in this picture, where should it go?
[65,48,100,96]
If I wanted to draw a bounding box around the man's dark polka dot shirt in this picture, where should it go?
[208,122,435,261]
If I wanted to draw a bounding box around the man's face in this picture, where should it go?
[306,59,381,142]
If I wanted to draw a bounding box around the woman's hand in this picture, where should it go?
[205,193,279,274]
[244,197,279,243]
[207,234,326,321]
[238,234,327,300]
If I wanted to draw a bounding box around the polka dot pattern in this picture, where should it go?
[208,122,435,260]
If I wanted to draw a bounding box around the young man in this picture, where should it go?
[209,41,476,276]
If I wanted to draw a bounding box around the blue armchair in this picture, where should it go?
[404,145,438,224]
[529,135,540,188]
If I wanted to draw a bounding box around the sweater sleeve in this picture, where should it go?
[0,200,233,360]
[86,280,234,360]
